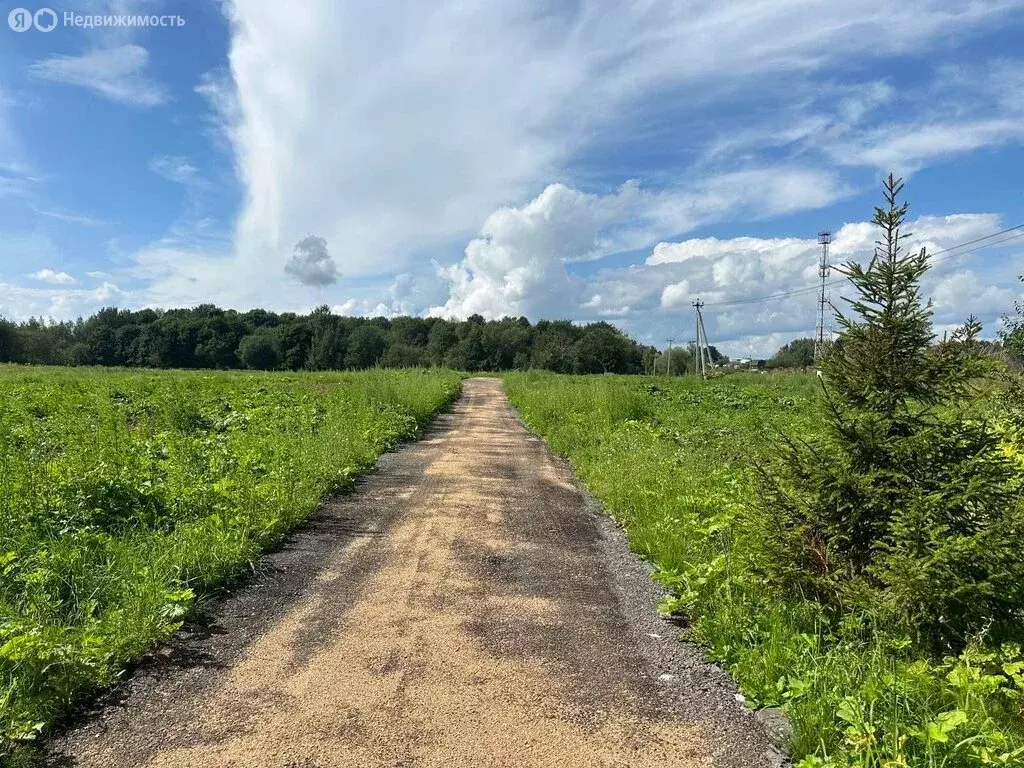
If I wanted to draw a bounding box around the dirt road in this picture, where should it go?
[49,378,777,768]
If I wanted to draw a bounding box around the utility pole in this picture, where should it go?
[665,337,675,376]
[815,230,832,361]
[693,301,703,379]
[693,300,712,380]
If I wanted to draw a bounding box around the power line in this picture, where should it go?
[703,224,1024,308]
[928,228,1024,266]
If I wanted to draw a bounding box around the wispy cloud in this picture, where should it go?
[149,155,201,186]
[30,207,106,227]
[0,162,39,199]
[829,119,1024,173]
[206,0,1024,289]
[28,45,166,106]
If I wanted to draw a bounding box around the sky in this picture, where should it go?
[2,0,1024,358]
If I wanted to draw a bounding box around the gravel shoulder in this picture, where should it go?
[44,377,780,768]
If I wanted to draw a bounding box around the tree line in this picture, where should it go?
[10,302,1002,375]
[0,305,658,374]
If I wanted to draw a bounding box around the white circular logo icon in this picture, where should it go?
[8,8,33,31]
[34,7,57,31]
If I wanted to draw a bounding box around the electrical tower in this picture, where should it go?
[692,300,713,379]
[814,230,832,361]
[665,337,675,376]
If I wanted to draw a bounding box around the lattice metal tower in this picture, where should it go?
[814,230,832,361]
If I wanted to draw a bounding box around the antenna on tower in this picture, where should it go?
[815,230,832,361]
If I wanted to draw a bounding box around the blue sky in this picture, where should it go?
[2,1,1024,357]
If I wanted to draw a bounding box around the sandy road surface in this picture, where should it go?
[49,378,777,768]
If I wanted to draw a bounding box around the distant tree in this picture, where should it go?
[242,308,279,330]
[707,345,728,366]
[155,311,200,368]
[530,320,577,373]
[0,301,659,376]
[380,343,430,368]
[767,337,815,369]
[0,318,21,362]
[482,317,532,370]
[78,307,125,365]
[444,325,486,371]
[388,317,430,348]
[18,318,72,365]
[345,324,387,369]
[655,346,692,375]
[427,322,459,366]
[641,346,658,374]
[237,331,282,370]
[278,320,311,370]
[307,314,347,370]
[114,324,142,365]
[573,323,638,374]
[133,323,169,367]
[194,312,243,368]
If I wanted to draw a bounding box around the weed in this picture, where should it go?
[0,366,460,754]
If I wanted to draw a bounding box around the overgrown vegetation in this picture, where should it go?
[505,179,1024,767]
[0,366,460,755]
[507,372,1024,767]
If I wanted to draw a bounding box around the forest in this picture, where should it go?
[0,307,656,374]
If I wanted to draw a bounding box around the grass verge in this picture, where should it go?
[0,366,461,755]
[504,371,1024,768]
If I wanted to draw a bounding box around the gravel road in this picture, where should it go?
[47,377,780,768]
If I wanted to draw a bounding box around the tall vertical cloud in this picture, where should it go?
[218,0,1020,282]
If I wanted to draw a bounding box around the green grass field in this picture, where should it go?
[4,364,1022,766]
[0,366,461,750]
[505,372,1024,768]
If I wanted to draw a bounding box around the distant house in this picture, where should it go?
[721,357,766,372]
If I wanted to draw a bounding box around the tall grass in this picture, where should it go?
[0,366,461,753]
[505,372,1024,767]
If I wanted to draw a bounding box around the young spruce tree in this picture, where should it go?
[756,175,1023,646]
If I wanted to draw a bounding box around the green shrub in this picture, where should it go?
[754,176,1023,644]
[505,357,1024,765]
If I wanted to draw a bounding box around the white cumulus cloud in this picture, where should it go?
[28,269,77,285]
[429,182,639,319]
[284,235,339,287]
[0,281,125,320]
